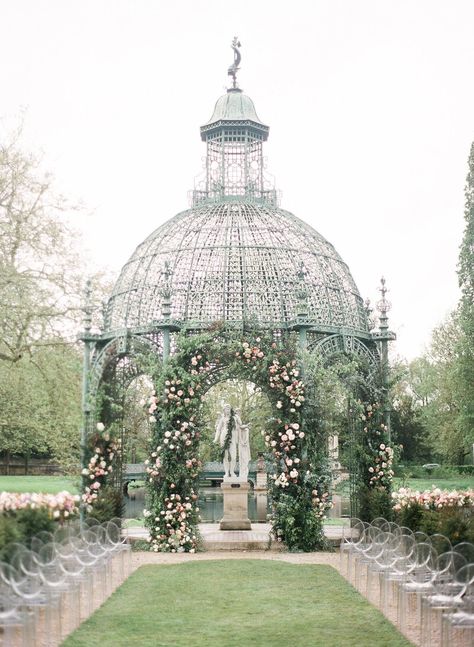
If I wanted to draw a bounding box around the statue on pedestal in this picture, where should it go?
[214,404,250,482]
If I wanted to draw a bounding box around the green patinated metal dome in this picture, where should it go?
[105,201,368,333]
[105,58,369,336]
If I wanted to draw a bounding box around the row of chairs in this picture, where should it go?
[0,517,131,646]
[340,517,474,647]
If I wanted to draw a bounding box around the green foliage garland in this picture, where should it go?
[221,408,236,462]
[355,401,395,521]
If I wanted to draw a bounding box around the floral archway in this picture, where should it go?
[141,329,332,552]
[82,328,394,551]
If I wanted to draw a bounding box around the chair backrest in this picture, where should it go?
[18,549,42,578]
[385,522,402,536]
[436,551,468,584]
[454,563,474,587]
[398,526,414,538]
[103,521,121,547]
[351,520,369,549]
[407,542,438,581]
[453,542,474,565]
[430,533,452,556]
[38,543,67,587]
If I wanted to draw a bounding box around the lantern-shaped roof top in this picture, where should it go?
[201,88,269,140]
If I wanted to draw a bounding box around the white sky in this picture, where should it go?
[1,0,472,360]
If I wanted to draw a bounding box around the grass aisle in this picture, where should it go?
[63,561,412,647]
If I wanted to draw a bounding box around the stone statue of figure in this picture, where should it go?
[234,408,251,482]
[214,404,237,481]
[214,404,250,482]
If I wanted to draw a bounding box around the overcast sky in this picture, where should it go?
[1,0,472,359]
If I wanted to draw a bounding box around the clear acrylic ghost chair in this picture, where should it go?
[381,533,417,619]
[441,564,474,647]
[99,522,124,590]
[54,538,87,632]
[420,550,468,647]
[0,558,53,647]
[0,578,32,647]
[453,542,474,565]
[398,541,439,636]
[109,518,132,580]
[339,518,364,577]
[366,531,401,607]
[79,529,109,610]
[89,525,114,591]
[430,534,452,556]
[353,524,385,592]
[0,562,34,646]
[38,542,76,643]
[72,534,103,617]
[30,531,54,555]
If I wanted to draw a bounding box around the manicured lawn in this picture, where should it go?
[336,475,474,496]
[393,476,474,491]
[0,475,78,494]
[63,561,412,647]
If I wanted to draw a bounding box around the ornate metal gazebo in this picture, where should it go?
[80,41,395,492]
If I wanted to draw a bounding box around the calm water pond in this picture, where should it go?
[124,487,350,521]
[124,486,269,522]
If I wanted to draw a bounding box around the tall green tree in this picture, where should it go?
[0,125,103,471]
[456,142,474,458]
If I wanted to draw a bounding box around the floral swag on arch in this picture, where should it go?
[142,329,333,553]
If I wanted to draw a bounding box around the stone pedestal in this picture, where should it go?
[220,482,251,530]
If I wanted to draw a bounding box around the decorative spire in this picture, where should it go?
[376,276,391,331]
[227,37,241,89]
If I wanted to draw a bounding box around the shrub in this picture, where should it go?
[0,516,23,561]
[455,465,474,476]
[358,486,393,523]
[87,488,124,524]
[15,508,55,546]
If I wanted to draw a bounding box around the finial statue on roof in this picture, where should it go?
[376,276,391,316]
[228,37,242,89]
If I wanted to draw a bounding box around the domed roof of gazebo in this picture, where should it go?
[104,43,369,336]
[104,201,368,333]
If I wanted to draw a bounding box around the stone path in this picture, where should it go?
[131,549,341,570]
[124,522,353,550]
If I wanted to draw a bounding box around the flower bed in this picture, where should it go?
[0,490,80,521]
[392,486,474,512]
[392,486,474,544]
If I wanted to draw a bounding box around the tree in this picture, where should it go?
[456,142,474,457]
[390,393,431,463]
[0,345,82,471]
[0,126,84,364]
[0,125,106,471]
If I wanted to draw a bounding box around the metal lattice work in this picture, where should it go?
[105,201,369,333]
[104,46,370,338]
